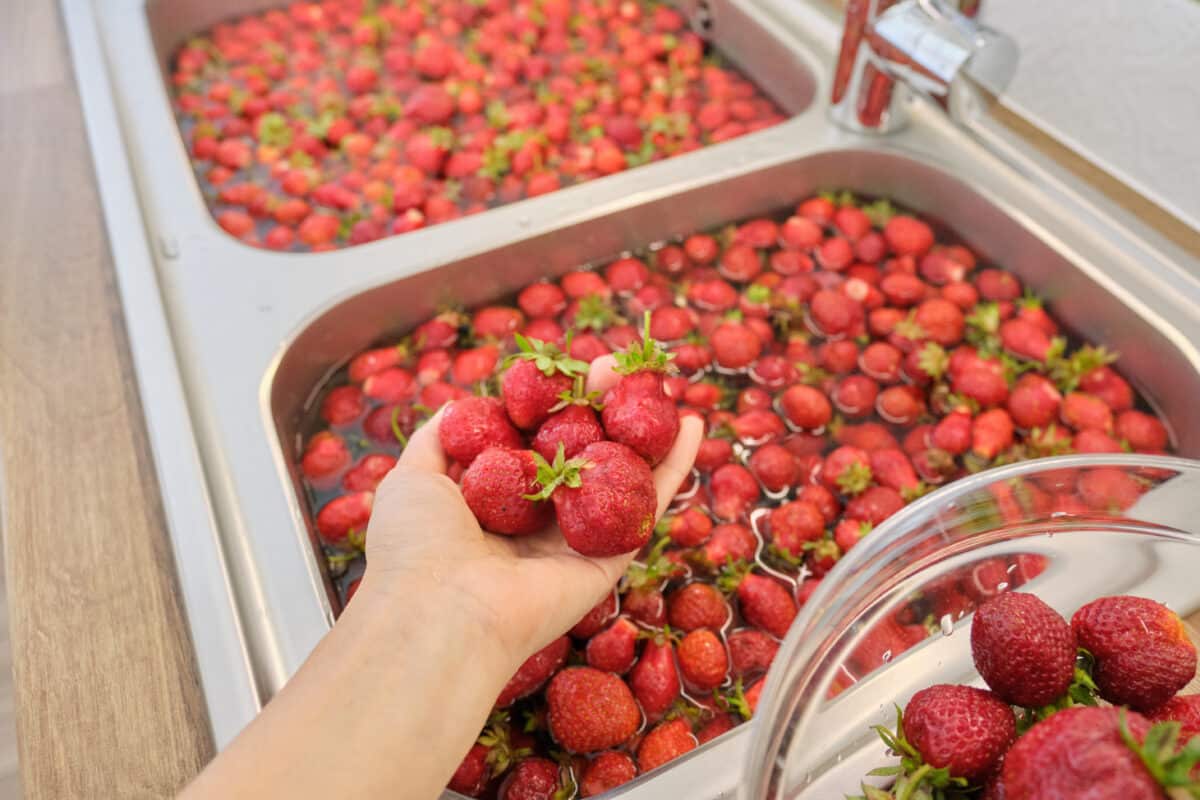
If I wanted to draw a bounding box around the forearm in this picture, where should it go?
[181,574,513,800]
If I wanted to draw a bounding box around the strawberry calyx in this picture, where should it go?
[572,293,622,332]
[478,711,532,776]
[614,312,676,375]
[1117,708,1200,794]
[900,483,931,503]
[797,362,832,387]
[892,314,928,344]
[505,333,589,378]
[856,705,970,800]
[549,374,605,413]
[715,559,753,594]
[965,302,1001,355]
[916,342,948,380]
[862,197,897,227]
[837,461,874,496]
[1048,343,1118,393]
[623,537,674,590]
[525,443,593,502]
[717,678,753,721]
[766,543,805,570]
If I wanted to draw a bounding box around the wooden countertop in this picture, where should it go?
[1,3,1196,799]
[0,2,213,797]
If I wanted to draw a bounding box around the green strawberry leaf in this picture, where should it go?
[613,311,676,375]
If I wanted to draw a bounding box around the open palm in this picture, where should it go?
[362,355,703,669]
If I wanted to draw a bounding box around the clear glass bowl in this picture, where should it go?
[739,454,1200,800]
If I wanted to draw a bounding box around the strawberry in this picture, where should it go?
[453,345,501,385]
[637,719,697,773]
[721,566,797,639]
[532,403,606,461]
[898,684,1016,782]
[601,318,680,465]
[668,583,729,631]
[1115,410,1169,451]
[748,443,798,493]
[570,593,618,640]
[501,335,588,430]
[678,628,729,690]
[1061,391,1113,432]
[970,592,1076,707]
[315,491,373,549]
[869,448,920,493]
[546,667,641,753]
[1079,365,1133,412]
[700,523,759,568]
[580,751,637,797]
[809,289,863,336]
[439,396,524,466]
[1144,694,1200,740]
[834,518,872,552]
[696,713,739,744]
[448,743,492,797]
[586,617,639,674]
[822,446,872,495]
[1071,595,1197,711]
[972,408,1014,460]
[629,634,680,718]
[531,442,656,557]
[876,384,925,425]
[349,346,406,383]
[404,84,455,124]
[474,306,525,340]
[768,500,826,556]
[1001,707,1163,800]
[498,757,565,800]
[301,432,351,481]
[710,322,763,369]
[321,385,365,425]
[844,485,903,524]
[1000,318,1054,362]
[658,507,713,547]
[798,484,841,522]
[727,628,779,678]
[833,374,880,418]
[1007,373,1062,429]
[884,216,935,256]
[1074,428,1123,453]
[462,448,553,535]
[496,636,571,707]
[341,453,398,492]
[1077,466,1144,511]
[518,283,568,319]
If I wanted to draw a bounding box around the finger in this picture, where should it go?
[396,404,449,475]
[652,414,704,518]
[585,354,620,396]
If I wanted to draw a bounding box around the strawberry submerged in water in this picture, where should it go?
[528,442,657,557]
[601,315,681,466]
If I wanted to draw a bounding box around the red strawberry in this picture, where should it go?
[580,751,637,797]
[498,757,563,800]
[601,320,680,465]
[822,445,873,495]
[462,448,553,536]
[901,684,1016,781]
[532,403,606,461]
[868,448,919,493]
[439,396,524,466]
[301,432,351,481]
[658,507,713,547]
[1077,466,1143,511]
[637,719,697,773]
[931,410,971,455]
[1007,373,1062,429]
[1001,707,1161,800]
[809,289,863,336]
[349,345,406,383]
[884,216,935,256]
[972,408,1014,460]
[1074,428,1123,453]
[1061,392,1113,432]
[1144,694,1200,740]
[1000,318,1054,362]
[970,592,1076,707]
[833,375,879,418]
[678,628,729,690]
[546,667,641,753]
[342,453,397,492]
[315,491,373,549]
[586,617,639,674]
[453,345,501,385]
[405,84,455,124]
[496,636,572,708]
[768,500,825,556]
[1079,365,1133,412]
[629,635,680,718]
[748,443,798,493]
[722,567,796,639]
[696,713,739,745]
[668,583,729,631]
[798,484,840,522]
[701,523,759,568]
[1115,410,1169,451]
[727,628,780,678]
[845,485,903,524]
[876,384,925,425]
[710,322,763,369]
[533,441,656,557]
[833,518,872,552]
[570,593,618,639]
[518,282,568,319]
[709,463,762,521]
[321,385,365,425]
[448,743,492,797]
[1072,595,1197,711]
[501,335,587,430]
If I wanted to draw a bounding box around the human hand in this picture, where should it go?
[357,354,703,674]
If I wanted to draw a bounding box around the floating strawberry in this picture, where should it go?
[677,628,729,691]
[497,757,567,800]
[546,667,641,753]
[727,628,780,679]
[528,442,657,557]
[720,565,797,640]
[1071,595,1197,711]
[629,633,681,719]
[579,751,637,797]
[532,402,606,462]
[970,592,1076,708]
[667,583,729,632]
[637,719,698,773]
[496,636,571,708]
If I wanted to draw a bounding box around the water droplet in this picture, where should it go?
[882,649,893,663]
[940,614,954,636]
[517,216,531,228]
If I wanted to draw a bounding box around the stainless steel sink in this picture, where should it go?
[60,0,1200,795]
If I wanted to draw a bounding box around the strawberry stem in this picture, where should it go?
[525,442,592,502]
[613,311,676,375]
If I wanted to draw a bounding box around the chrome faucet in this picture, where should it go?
[830,0,1018,134]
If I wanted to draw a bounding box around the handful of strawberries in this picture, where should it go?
[445,316,683,557]
[857,592,1200,800]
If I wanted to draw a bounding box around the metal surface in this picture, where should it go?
[829,0,1017,133]
[61,0,1200,794]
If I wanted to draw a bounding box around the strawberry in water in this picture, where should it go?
[530,442,657,557]
[315,491,373,549]
[569,593,618,640]
[461,448,553,535]
[668,583,729,631]
[629,633,680,720]
[727,628,780,679]
[1071,595,1197,711]
[498,758,565,800]
[301,432,351,481]
[677,628,729,691]
[601,315,681,465]
[496,636,571,708]
[720,565,797,640]
[501,334,589,430]
[585,618,639,674]
[546,667,641,753]
[970,592,1076,708]
[580,751,637,797]
[637,719,698,773]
